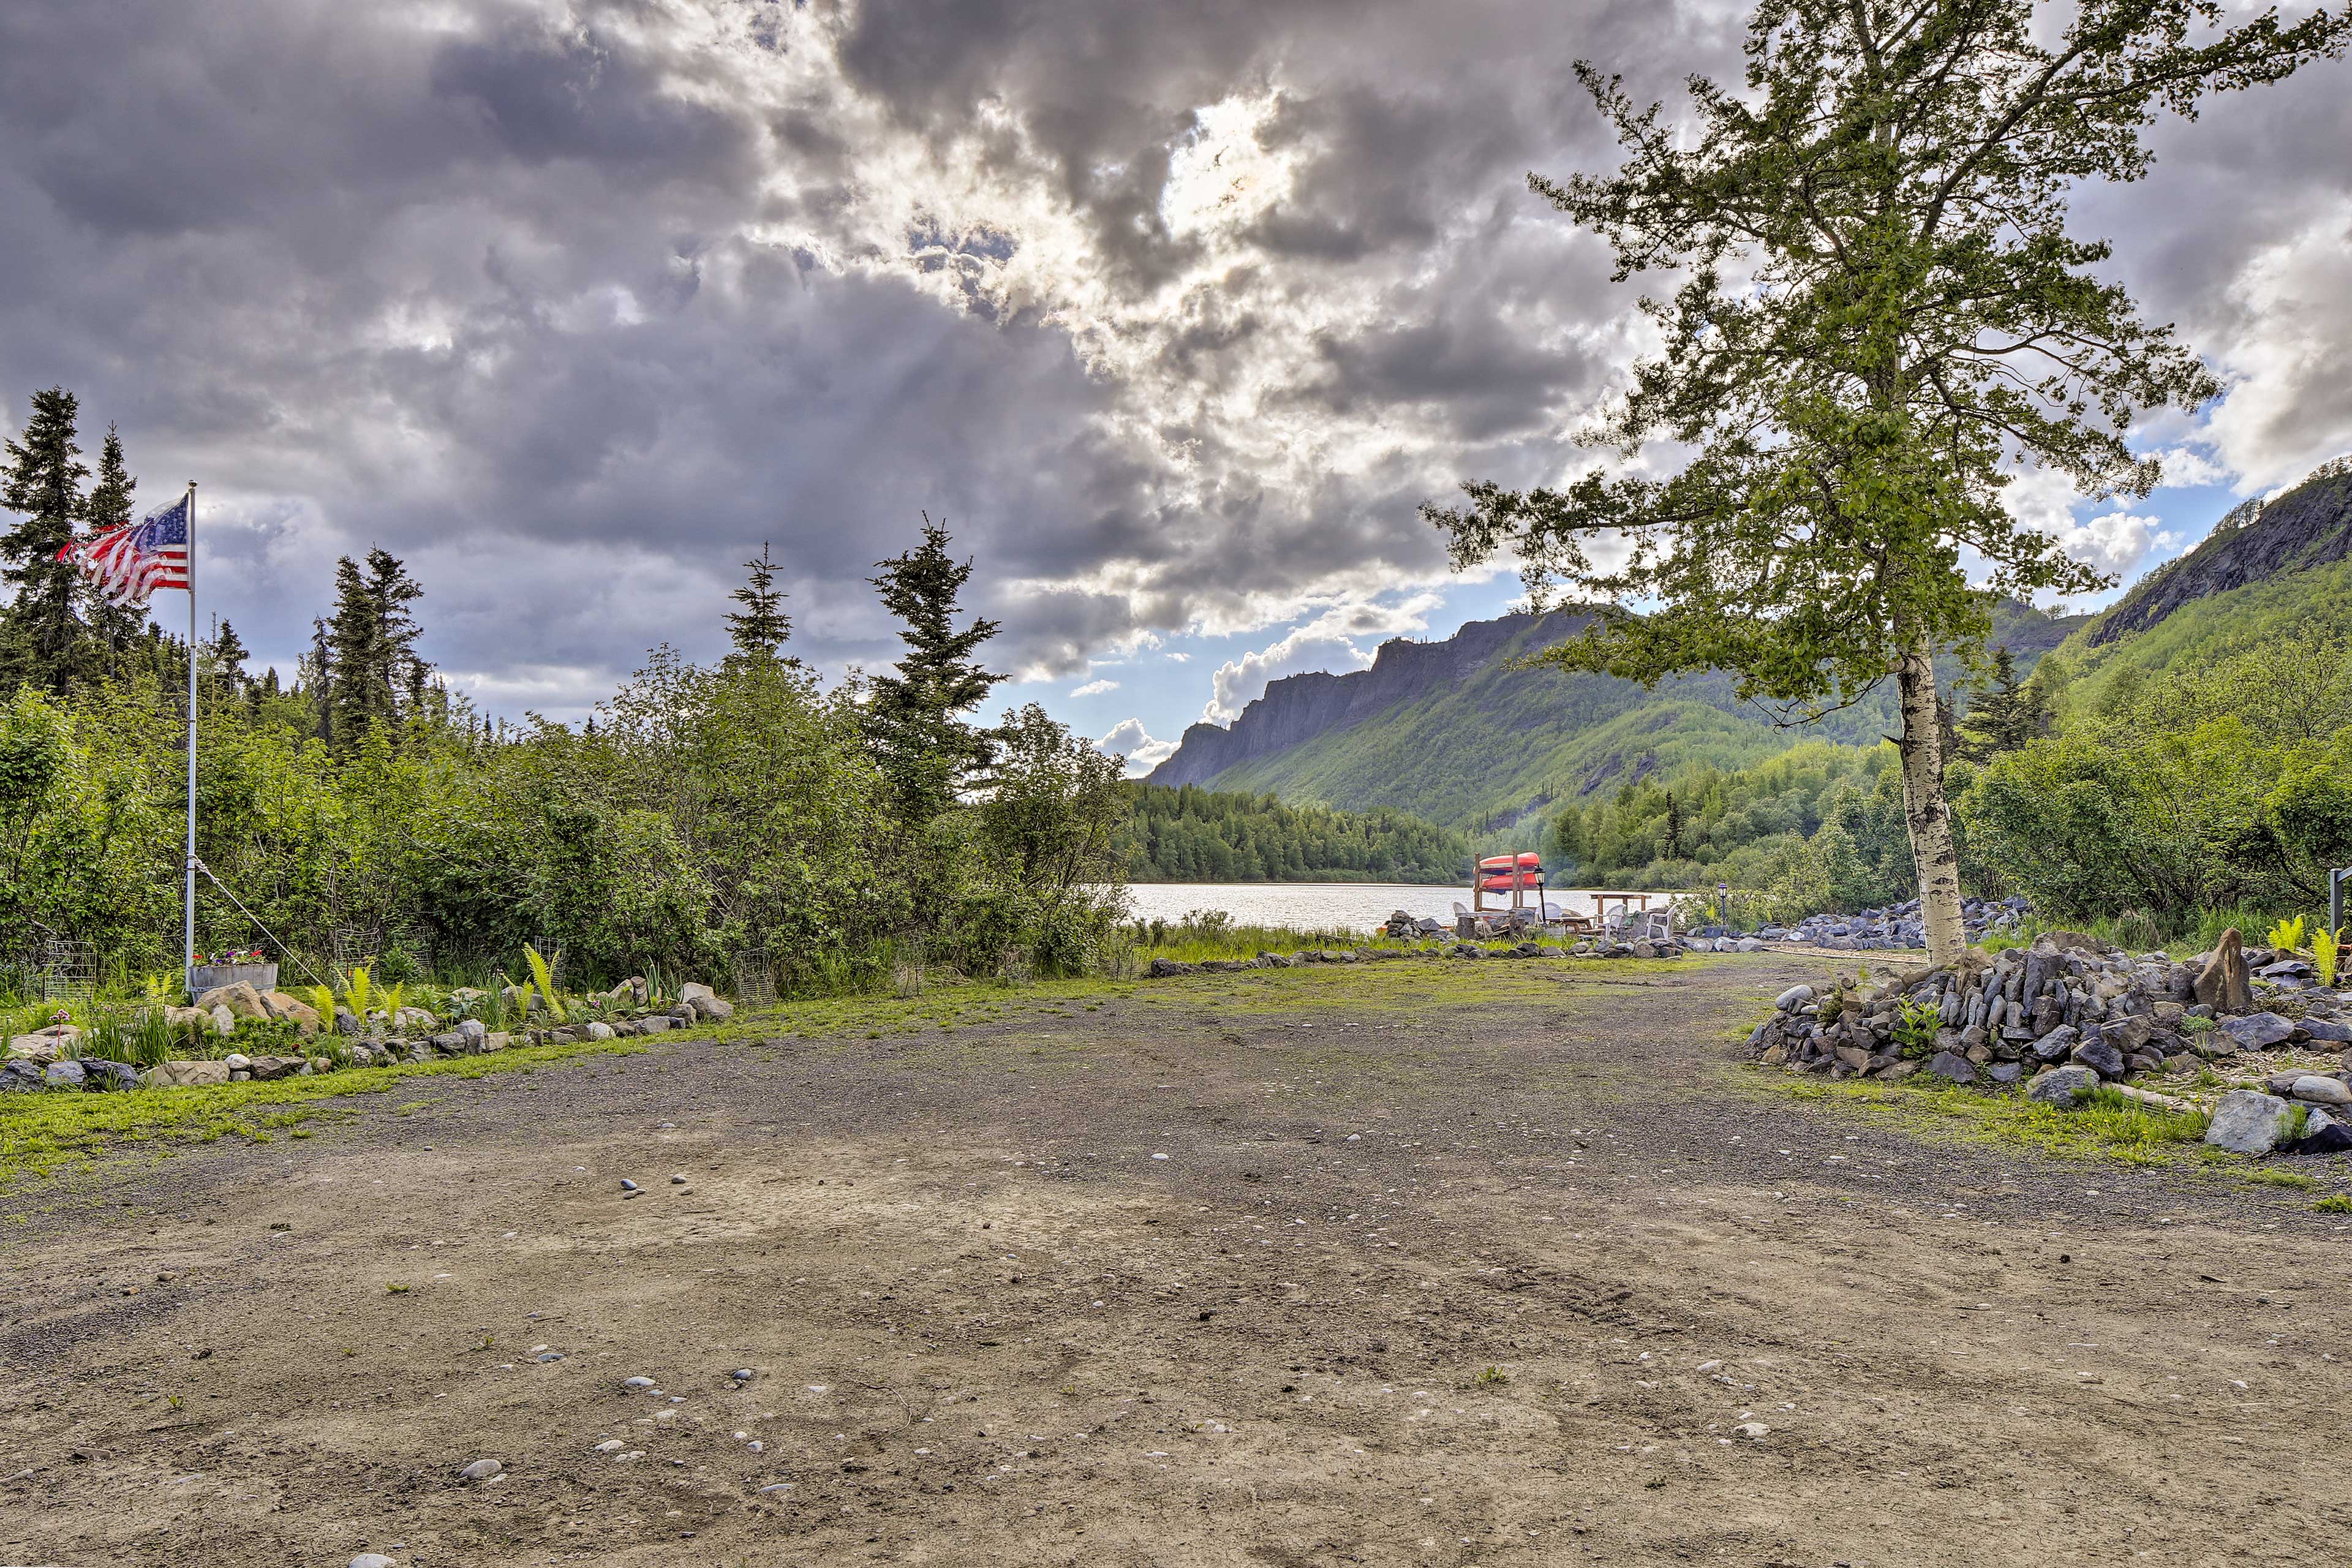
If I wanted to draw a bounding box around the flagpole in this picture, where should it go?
[184,481,198,997]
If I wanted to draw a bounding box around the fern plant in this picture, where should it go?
[2317,925,2343,990]
[344,965,375,1020]
[524,946,565,1022]
[309,983,337,1028]
[2267,914,2307,954]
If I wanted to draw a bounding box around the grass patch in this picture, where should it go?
[2313,1194,2352,1214]
[2244,1168,2318,1190]
[1751,1073,2214,1167]
[0,1032,656,1188]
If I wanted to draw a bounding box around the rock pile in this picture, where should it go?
[0,976,735,1096]
[1747,895,2029,951]
[1747,929,2352,1153]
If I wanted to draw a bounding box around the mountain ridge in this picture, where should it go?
[1148,601,2082,832]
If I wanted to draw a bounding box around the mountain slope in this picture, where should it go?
[1150,602,2082,831]
[2086,458,2352,648]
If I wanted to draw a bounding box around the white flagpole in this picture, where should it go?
[184,481,198,995]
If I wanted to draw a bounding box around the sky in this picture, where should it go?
[3,0,2348,775]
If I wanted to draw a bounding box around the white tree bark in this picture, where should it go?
[1896,633,1967,965]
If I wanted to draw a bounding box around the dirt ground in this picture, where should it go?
[6,953,2350,1568]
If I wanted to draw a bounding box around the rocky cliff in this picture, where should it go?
[2089,459,2352,647]
[1146,611,1587,788]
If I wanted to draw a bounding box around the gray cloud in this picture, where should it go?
[1,0,2346,719]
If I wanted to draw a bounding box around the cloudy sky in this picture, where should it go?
[4,0,2348,772]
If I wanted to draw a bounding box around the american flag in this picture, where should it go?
[59,494,191,607]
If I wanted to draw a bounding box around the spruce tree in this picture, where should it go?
[204,617,250,702]
[0,386,92,693]
[1958,645,2045,760]
[324,549,425,747]
[79,424,149,673]
[865,514,1005,820]
[725,541,794,662]
[1425,0,2351,963]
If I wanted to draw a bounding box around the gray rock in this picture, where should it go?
[1924,1050,1978,1085]
[43,1060,85,1088]
[2287,1107,2352,1155]
[456,1017,488,1044]
[2218,1012,2296,1050]
[585,1021,616,1041]
[1774,984,1815,1011]
[1986,1061,2025,1084]
[2301,1017,2352,1044]
[1147,959,1197,978]
[1731,1421,1769,1439]
[81,1058,141,1091]
[2289,1075,2352,1107]
[458,1457,503,1481]
[619,1178,639,1191]
[2031,1023,2079,1063]
[2206,1090,2294,1156]
[2068,1036,2126,1079]
[622,1375,656,1390]
[731,1368,755,1381]
[2027,1065,2098,1106]
[351,1556,399,1568]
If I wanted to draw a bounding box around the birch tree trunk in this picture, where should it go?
[1895,632,1967,965]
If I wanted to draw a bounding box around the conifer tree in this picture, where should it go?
[0,386,92,693]
[78,424,150,672]
[1959,645,2046,760]
[865,514,1005,821]
[325,548,426,748]
[1426,0,2350,963]
[725,541,794,662]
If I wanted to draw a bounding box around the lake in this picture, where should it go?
[1117,881,1660,932]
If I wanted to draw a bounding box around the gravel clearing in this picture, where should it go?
[2,954,2346,1566]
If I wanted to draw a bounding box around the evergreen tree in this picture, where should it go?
[203,617,250,703]
[1958,645,2045,761]
[725,541,794,662]
[865,514,1005,820]
[1425,0,2350,963]
[324,548,427,748]
[78,424,151,673]
[0,387,92,693]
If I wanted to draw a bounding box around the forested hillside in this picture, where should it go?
[1153,600,2081,837]
[1114,784,1469,883]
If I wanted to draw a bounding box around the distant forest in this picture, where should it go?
[1116,784,1471,884]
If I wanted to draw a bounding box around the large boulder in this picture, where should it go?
[195,981,271,1019]
[2218,1012,2296,1051]
[1924,1049,1978,1085]
[265,992,323,1033]
[2286,1107,2352,1155]
[146,1058,230,1088]
[2205,1090,2293,1156]
[44,1060,86,1089]
[6,1036,60,1065]
[2027,1065,2099,1106]
[1147,959,1198,978]
[2194,929,2254,1015]
[81,1058,141,1091]
[2068,1035,2127,1080]
[2289,1074,2352,1107]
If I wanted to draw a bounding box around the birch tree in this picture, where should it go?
[1425,0,2350,962]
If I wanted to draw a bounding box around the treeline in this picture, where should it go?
[1,388,1128,990]
[1116,784,1471,884]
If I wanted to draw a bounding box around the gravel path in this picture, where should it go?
[4,954,2346,1566]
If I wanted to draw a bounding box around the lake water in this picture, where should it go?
[1118,882,1655,932]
